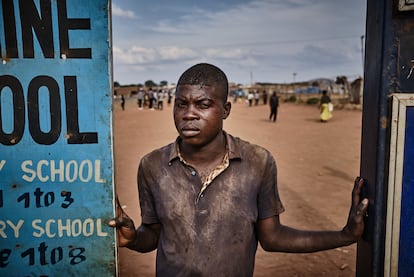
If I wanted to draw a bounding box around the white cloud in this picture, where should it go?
[151,21,194,35]
[112,3,137,19]
[113,46,198,65]
[204,48,245,59]
[158,46,198,60]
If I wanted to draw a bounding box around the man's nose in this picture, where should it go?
[183,105,199,119]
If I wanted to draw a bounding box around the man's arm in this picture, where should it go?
[109,198,161,253]
[257,177,369,253]
[124,222,161,253]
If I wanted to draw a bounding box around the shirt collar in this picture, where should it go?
[168,131,241,163]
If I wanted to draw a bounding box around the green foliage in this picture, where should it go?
[145,80,157,88]
[286,95,297,102]
[335,76,348,85]
[306,97,319,105]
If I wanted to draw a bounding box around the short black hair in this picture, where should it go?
[177,63,229,103]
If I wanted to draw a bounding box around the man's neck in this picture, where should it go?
[179,132,227,167]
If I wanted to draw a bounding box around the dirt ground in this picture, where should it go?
[113,97,362,277]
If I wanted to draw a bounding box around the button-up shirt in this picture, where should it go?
[138,131,285,276]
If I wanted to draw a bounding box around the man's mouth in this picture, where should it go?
[181,127,200,137]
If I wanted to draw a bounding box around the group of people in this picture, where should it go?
[134,88,174,110]
[246,90,269,106]
[137,88,164,110]
[110,63,368,276]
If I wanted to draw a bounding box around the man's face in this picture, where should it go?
[174,84,230,148]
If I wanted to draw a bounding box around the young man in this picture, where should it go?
[269,91,279,122]
[110,63,369,276]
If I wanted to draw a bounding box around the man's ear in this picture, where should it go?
[223,102,231,119]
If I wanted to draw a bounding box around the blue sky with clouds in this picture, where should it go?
[111,0,367,86]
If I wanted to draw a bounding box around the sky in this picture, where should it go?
[111,0,367,86]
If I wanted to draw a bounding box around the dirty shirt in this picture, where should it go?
[138,131,285,276]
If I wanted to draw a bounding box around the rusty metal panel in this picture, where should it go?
[398,34,414,91]
[385,94,414,277]
[359,0,414,276]
[0,0,116,276]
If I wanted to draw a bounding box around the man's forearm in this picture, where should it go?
[261,225,356,253]
[127,224,160,253]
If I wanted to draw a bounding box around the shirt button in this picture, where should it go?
[191,171,196,176]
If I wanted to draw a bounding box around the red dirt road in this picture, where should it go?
[113,98,362,277]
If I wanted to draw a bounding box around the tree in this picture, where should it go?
[160,80,168,87]
[114,81,120,87]
[335,76,347,85]
[145,80,157,88]
[311,80,319,87]
[335,76,349,95]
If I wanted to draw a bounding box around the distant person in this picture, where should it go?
[232,90,238,103]
[121,95,125,111]
[262,90,268,105]
[148,88,155,110]
[167,89,173,106]
[137,89,144,110]
[269,91,279,122]
[254,90,260,105]
[247,91,254,106]
[157,89,164,110]
[320,90,333,122]
[110,63,368,276]
[152,89,158,110]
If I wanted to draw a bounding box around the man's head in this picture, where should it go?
[174,63,231,149]
[176,63,229,103]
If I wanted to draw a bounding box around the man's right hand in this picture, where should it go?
[108,197,137,247]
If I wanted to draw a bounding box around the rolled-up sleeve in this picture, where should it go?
[137,157,160,224]
[257,153,285,219]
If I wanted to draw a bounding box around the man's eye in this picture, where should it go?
[176,102,187,108]
[198,103,210,109]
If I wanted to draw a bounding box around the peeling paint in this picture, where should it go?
[380,116,388,129]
